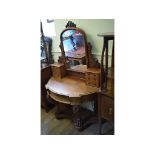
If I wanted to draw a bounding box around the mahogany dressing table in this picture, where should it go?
[45,21,100,130]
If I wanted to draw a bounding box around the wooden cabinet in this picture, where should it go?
[85,68,100,88]
[98,93,114,122]
[51,63,66,79]
[97,33,114,134]
[41,65,53,112]
[98,92,114,134]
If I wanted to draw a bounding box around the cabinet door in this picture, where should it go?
[100,95,114,122]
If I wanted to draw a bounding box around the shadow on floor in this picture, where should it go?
[41,107,114,135]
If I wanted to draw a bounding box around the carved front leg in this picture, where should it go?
[72,105,82,130]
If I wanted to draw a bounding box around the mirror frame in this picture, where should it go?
[60,27,88,69]
[59,21,100,69]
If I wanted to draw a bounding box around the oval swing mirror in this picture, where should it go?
[61,28,86,69]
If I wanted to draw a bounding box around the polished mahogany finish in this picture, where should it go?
[46,75,99,130]
[51,63,66,79]
[85,68,100,88]
[46,76,99,100]
[45,22,101,130]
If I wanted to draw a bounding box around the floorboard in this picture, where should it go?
[41,107,114,135]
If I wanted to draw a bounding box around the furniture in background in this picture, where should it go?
[40,21,54,68]
[46,21,100,130]
[41,65,53,112]
[40,21,54,112]
[97,32,114,134]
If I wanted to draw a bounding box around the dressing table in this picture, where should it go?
[45,21,100,130]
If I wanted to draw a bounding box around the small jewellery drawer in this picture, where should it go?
[51,63,66,79]
[85,71,100,87]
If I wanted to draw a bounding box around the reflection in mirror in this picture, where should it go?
[62,29,85,68]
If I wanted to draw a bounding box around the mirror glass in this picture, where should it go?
[62,29,86,68]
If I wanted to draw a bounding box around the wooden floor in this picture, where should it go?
[41,106,114,135]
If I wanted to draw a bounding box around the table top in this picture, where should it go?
[97,32,114,37]
[45,76,99,97]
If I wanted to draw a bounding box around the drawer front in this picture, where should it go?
[85,72,100,87]
[100,95,114,121]
[86,80,98,87]
[86,72,99,79]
